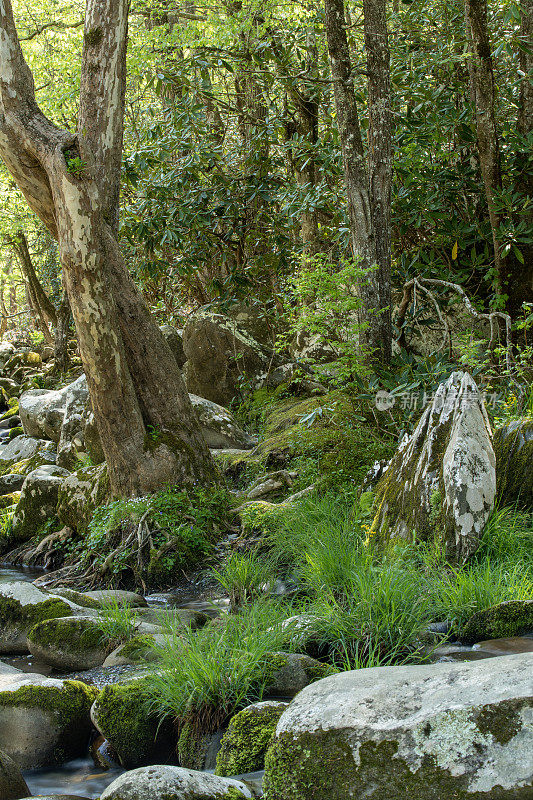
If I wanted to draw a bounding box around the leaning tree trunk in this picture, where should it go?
[464,0,504,296]
[363,0,393,363]
[10,230,56,345]
[0,0,218,497]
[324,0,391,363]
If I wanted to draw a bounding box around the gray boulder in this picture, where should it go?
[0,749,29,800]
[265,652,336,698]
[100,766,253,800]
[19,387,69,442]
[182,311,281,406]
[0,581,75,654]
[264,654,533,800]
[56,463,108,533]
[0,673,94,769]
[57,375,90,469]
[0,474,24,495]
[189,394,254,449]
[460,599,533,644]
[0,342,15,370]
[493,418,533,508]
[160,324,186,368]
[11,465,70,542]
[0,436,55,471]
[370,371,496,561]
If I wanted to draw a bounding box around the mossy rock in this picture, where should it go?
[99,764,253,799]
[103,634,162,667]
[264,651,338,698]
[215,700,287,777]
[0,748,29,799]
[0,491,20,509]
[91,677,174,768]
[0,582,74,654]
[56,463,109,533]
[493,419,533,509]
[0,676,96,769]
[460,600,533,644]
[27,615,108,671]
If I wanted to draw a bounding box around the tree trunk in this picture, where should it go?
[464,0,504,295]
[0,0,218,497]
[324,0,391,363]
[363,0,392,363]
[10,230,55,344]
[53,291,71,373]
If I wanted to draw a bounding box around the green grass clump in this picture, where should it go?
[96,597,139,645]
[212,550,278,609]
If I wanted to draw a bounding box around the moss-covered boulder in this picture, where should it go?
[102,634,165,667]
[27,616,108,671]
[263,655,533,800]
[0,582,74,654]
[0,674,95,769]
[0,436,56,476]
[264,652,337,698]
[493,418,533,509]
[216,701,288,777]
[189,394,254,449]
[460,600,533,644]
[369,371,495,562]
[0,748,29,799]
[90,677,173,768]
[56,463,109,533]
[100,766,253,800]
[11,465,70,543]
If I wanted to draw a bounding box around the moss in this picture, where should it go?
[93,678,167,767]
[85,26,103,45]
[494,420,533,509]
[52,588,101,609]
[264,733,531,800]
[7,426,23,441]
[0,594,72,632]
[56,463,109,533]
[28,616,105,653]
[0,679,96,716]
[263,652,336,691]
[177,716,211,770]
[460,600,533,644]
[0,491,20,509]
[215,702,286,777]
[0,403,19,421]
[117,634,155,660]
[475,700,523,745]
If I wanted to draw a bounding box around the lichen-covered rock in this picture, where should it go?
[0,473,24,495]
[183,310,281,406]
[370,371,496,561]
[0,674,95,769]
[0,582,74,654]
[189,394,254,449]
[100,765,254,800]
[216,701,288,777]
[90,677,173,768]
[19,387,70,442]
[0,748,29,799]
[263,654,533,800]
[0,436,55,474]
[493,418,533,508]
[56,375,90,469]
[10,465,70,542]
[460,600,533,644]
[264,652,337,697]
[56,463,108,532]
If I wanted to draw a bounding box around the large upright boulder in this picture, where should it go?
[19,387,69,442]
[0,749,29,800]
[10,465,70,543]
[56,375,90,469]
[493,418,533,508]
[0,581,74,654]
[370,371,495,561]
[182,311,281,406]
[264,654,533,800]
[189,394,254,449]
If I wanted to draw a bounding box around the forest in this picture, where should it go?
[0,0,531,798]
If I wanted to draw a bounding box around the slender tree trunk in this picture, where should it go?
[0,0,218,497]
[54,291,71,372]
[10,230,56,344]
[363,0,392,362]
[465,0,504,295]
[324,0,391,362]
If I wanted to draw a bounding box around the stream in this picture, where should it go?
[1,563,532,798]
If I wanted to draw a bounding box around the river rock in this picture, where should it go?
[493,417,533,508]
[182,310,281,406]
[0,473,24,495]
[10,466,70,543]
[55,463,108,533]
[0,673,95,769]
[0,436,55,472]
[102,633,166,667]
[100,766,254,800]
[0,582,74,654]
[0,749,29,800]
[189,394,254,449]
[460,600,533,644]
[83,589,148,608]
[91,677,174,768]
[369,371,496,561]
[0,342,15,370]
[216,701,288,777]
[265,652,336,697]
[264,654,533,800]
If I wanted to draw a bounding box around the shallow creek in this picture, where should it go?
[1,564,531,798]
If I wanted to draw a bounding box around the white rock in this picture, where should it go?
[100,765,254,800]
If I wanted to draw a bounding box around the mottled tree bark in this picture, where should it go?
[9,230,56,344]
[364,0,392,362]
[324,0,391,362]
[465,0,503,294]
[0,0,218,496]
[53,291,71,373]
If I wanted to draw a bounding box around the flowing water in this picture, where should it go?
[24,757,124,799]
